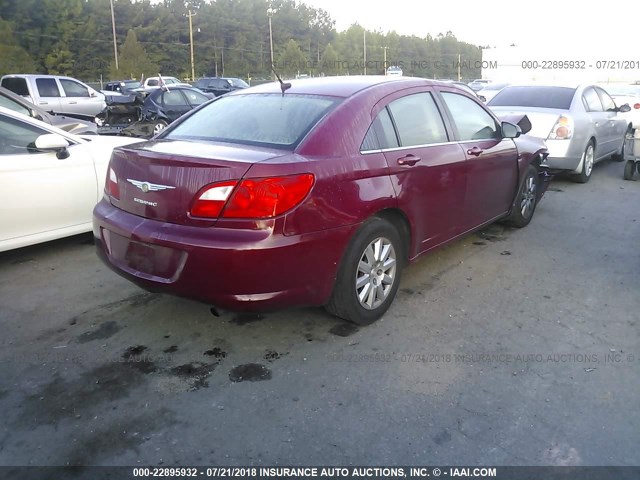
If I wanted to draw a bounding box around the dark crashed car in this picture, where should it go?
[94,76,550,325]
[139,86,212,135]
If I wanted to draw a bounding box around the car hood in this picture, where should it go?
[50,115,98,135]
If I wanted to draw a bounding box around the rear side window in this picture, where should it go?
[442,92,498,141]
[36,78,60,97]
[60,79,89,97]
[361,109,399,152]
[583,88,603,112]
[1,77,29,96]
[165,93,339,149]
[489,86,575,109]
[387,92,448,147]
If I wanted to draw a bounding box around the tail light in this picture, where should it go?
[106,167,120,199]
[634,103,640,110]
[190,174,314,219]
[548,115,573,140]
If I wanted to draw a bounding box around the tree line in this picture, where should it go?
[0,0,483,82]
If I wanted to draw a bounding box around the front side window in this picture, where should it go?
[60,79,89,97]
[0,114,49,155]
[441,92,498,141]
[35,78,60,97]
[165,93,339,149]
[387,92,448,147]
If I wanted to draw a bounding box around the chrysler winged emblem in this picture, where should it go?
[127,179,176,193]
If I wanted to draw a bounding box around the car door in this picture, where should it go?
[0,113,98,246]
[438,90,518,232]
[59,78,104,117]
[595,86,627,155]
[160,90,191,121]
[370,89,467,252]
[33,77,63,113]
[582,87,610,158]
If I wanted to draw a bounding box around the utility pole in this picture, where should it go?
[187,10,196,81]
[457,53,461,81]
[267,7,275,80]
[383,46,388,74]
[363,30,366,75]
[110,0,118,71]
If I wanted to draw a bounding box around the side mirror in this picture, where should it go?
[35,133,70,159]
[501,121,521,139]
[618,103,631,113]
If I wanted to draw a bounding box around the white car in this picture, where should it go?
[599,83,640,128]
[0,106,142,252]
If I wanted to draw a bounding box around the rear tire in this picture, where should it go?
[572,141,595,184]
[612,127,630,162]
[153,120,168,135]
[325,218,404,326]
[502,165,539,228]
[624,160,636,180]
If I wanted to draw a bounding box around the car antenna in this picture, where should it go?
[271,64,291,96]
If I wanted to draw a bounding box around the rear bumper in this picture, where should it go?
[543,139,585,173]
[93,199,356,311]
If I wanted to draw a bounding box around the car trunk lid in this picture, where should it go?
[492,107,567,140]
[108,140,286,226]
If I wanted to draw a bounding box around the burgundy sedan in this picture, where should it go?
[94,76,549,325]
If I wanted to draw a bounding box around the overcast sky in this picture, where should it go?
[303,0,639,52]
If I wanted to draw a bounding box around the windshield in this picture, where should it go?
[164,93,340,149]
[488,86,576,109]
[163,78,182,85]
[226,78,249,88]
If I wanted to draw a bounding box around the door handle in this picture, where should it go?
[39,101,48,105]
[397,154,421,166]
[466,146,483,156]
[68,101,78,104]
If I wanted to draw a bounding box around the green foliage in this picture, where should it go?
[111,30,159,79]
[0,0,483,81]
[0,19,38,75]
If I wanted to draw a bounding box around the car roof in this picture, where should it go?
[232,75,458,98]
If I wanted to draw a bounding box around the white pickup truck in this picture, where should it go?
[142,76,191,90]
[0,74,105,120]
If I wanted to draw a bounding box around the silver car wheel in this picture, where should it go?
[583,144,594,177]
[520,175,537,219]
[355,237,397,310]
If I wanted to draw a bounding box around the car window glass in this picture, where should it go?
[595,87,616,111]
[0,95,30,116]
[184,90,209,106]
[489,86,575,109]
[2,78,30,96]
[361,108,399,151]
[0,114,50,155]
[387,92,448,146]
[161,91,187,106]
[60,79,90,97]
[147,79,159,87]
[441,92,498,141]
[583,88,603,112]
[165,93,339,149]
[35,78,61,97]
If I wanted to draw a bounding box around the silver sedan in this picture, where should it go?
[489,84,631,183]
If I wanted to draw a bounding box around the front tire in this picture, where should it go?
[572,141,595,184]
[153,120,168,135]
[325,218,404,325]
[503,165,539,228]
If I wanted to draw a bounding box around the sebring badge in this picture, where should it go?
[127,179,176,193]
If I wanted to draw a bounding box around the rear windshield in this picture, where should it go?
[488,86,576,109]
[1,77,29,96]
[164,93,340,149]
